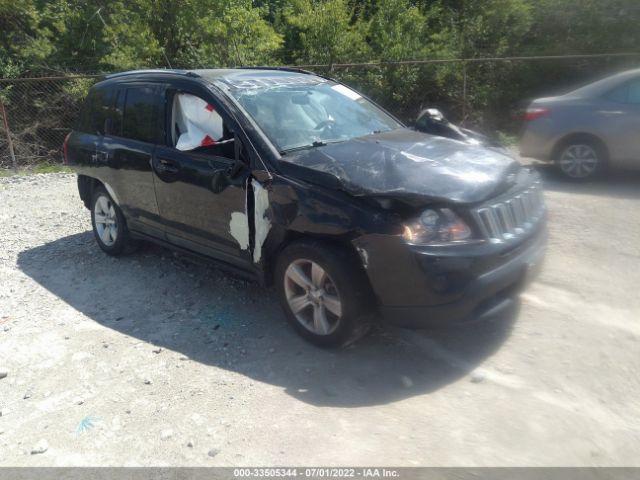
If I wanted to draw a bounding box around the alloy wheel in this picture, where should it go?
[94,195,118,246]
[559,144,599,179]
[283,259,343,335]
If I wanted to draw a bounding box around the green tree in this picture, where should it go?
[362,0,456,114]
[527,0,640,54]
[283,0,369,66]
[171,1,283,68]
[0,0,54,77]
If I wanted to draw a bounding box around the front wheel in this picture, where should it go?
[91,186,137,256]
[275,241,372,348]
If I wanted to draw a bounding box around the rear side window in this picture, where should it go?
[122,86,164,143]
[605,78,640,105]
[76,86,117,135]
[628,80,640,104]
[107,89,124,136]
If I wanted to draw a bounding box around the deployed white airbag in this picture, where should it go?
[175,94,224,151]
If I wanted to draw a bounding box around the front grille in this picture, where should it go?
[472,180,545,242]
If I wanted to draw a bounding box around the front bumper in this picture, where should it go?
[353,225,546,328]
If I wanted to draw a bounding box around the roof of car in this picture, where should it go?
[103,67,323,83]
[568,67,640,97]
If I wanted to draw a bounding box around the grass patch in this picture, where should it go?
[0,163,72,177]
[498,131,518,147]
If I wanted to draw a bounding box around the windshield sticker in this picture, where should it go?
[330,84,362,100]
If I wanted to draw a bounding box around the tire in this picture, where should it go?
[90,186,138,256]
[275,240,373,348]
[555,139,607,180]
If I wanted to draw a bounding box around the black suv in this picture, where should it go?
[65,68,546,347]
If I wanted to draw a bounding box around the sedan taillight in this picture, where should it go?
[524,107,550,122]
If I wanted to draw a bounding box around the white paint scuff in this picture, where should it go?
[229,211,250,251]
[251,180,271,263]
[228,178,272,263]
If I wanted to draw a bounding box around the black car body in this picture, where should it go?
[65,68,546,346]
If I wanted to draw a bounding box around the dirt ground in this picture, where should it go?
[1,167,639,466]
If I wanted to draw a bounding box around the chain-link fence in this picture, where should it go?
[1,53,639,170]
[0,75,102,169]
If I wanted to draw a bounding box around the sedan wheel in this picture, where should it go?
[283,259,343,336]
[558,144,599,179]
[94,194,118,246]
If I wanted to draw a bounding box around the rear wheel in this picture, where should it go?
[556,141,605,180]
[275,241,372,347]
[91,187,137,256]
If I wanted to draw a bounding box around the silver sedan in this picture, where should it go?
[519,68,640,179]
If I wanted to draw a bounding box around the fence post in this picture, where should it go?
[0,95,18,172]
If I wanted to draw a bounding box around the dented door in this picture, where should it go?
[152,146,250,264]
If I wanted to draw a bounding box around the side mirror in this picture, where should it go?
[226,158,246,180]
[209,159,249,193]
[423,108,446,122]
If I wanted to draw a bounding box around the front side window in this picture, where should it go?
[171,93,225,150]
[122,86,163,143]
[226,78,401,153]
[168,92,237,161]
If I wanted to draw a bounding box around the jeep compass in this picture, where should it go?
[64,68,546,347]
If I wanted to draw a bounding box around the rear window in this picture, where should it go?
[122,86,164,143]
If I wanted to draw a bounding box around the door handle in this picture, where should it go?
[154,158,179,174]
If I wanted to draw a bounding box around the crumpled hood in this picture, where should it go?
[281,128,520,204]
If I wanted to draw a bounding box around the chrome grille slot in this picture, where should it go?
[524,191,536,215]
[496,203,515,238]
[513,196,526,225]
[472,181,545,243]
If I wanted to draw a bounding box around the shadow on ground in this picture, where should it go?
[17,232,518,408]
[528,163,640,200]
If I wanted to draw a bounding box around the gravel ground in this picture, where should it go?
[1,170,640,466]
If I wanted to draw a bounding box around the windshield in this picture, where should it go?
[226,79,402,153]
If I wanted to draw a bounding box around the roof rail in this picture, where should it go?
[104,69,196,80]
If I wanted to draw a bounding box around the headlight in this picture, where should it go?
[402,208,476,245]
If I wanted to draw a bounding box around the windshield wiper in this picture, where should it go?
[280,139,345,155]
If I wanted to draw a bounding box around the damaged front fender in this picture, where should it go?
[234,171,396,284]
[228,177,272,265]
